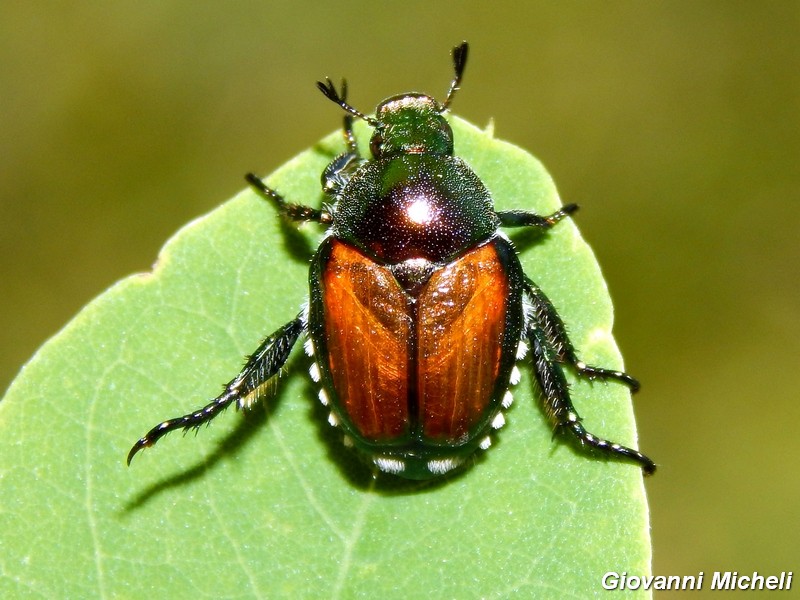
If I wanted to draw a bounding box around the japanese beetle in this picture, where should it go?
[128,42,655,479]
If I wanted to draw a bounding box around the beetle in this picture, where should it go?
[127,42,655,479]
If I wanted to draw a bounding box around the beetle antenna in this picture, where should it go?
[317,77,378,126]
[441,41,469,111]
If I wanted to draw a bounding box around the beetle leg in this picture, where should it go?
[320,83,364,194]
[127,315,305,464]
[497,203,578,229]
[523,281,640,392]
[321,149,363,197]
[245,173,333,224]
[526,326,656,475]
[342,114,358,155]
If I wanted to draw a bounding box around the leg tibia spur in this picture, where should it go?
[127,315,304,465]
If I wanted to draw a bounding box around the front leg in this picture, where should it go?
[127,315,305,464]
[497,203,578,229]
[245,174,333,224]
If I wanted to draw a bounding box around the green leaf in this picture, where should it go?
[0,117,651,598]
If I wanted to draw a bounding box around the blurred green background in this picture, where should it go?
[2,0,797,589]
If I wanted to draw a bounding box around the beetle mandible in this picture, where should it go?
[128,42,655,479]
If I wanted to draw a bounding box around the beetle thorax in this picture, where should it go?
[333,154,499,266]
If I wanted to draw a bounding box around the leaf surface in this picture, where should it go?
[0,117,651,599]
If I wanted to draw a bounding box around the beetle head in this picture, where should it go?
[370,93,453,157]
[316,42,469,159]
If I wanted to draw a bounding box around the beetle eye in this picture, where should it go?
[370,133,384,157]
